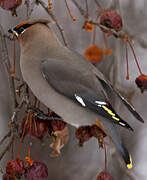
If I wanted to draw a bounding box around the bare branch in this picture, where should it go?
[125,170,135,180]
[71,0,86,18]
[25,0,30,19]
[0,131,11,146]
[0,133,14,161]
[36,0,68,47]
[0,24,18,110]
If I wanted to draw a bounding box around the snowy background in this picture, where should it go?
[0,0,147,179]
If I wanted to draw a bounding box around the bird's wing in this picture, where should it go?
[41,58,132,168]
[40,59,133,131]
[91,65,144,123]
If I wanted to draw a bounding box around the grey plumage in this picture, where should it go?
[8,19,144,169]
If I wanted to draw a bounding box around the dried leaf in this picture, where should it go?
[50,126,69,157]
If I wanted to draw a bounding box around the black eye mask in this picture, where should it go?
[8,23,32,35]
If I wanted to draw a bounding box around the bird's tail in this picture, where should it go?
[95,119,132,169]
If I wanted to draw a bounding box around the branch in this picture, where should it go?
[36,0,68,47]
[11,83,30,122]
[89,21,128,40]
[25,0,30,19]
[125,170,135,180]
[71,0,86,18]
[71,0,130,42]
[28,106,63,121]
[0,133,14,161]
[0,24,18,111]
[0,131,11,146]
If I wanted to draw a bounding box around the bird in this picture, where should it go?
[8,18,144,169]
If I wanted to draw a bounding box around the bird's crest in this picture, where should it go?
[15,21,28,29]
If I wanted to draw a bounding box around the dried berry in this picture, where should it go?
[83,21,94,32]
[135,74,147,93]
[100,11,123,32]
[48,0,52,9]
[50,119,67,132]
[84,45,103,64]
[6,158,24,178]
[0,0,22,16]
[90,125,106,148]
[97,171,114,180]
[103,49,112,56]
[64,0,76,21]
[25,156,34,166]
[75,126,93,146]
[21,112,50,139]
[3,173,16,180]
[25,162,48,180]
[49,112,67,132]
[90,125,106,138]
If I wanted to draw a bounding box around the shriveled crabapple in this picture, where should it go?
[124,35,146,91]
[24,161,48,180]
[49,111,67,132]
[100,11,123,32]
[3,173,16,180]
[97,171,114,180]
[0,0,22,16]
[75,126,93,146]
[84,45,103,64]
[5,158,24,178]
[21,111,50,139]
[135,74,147,93]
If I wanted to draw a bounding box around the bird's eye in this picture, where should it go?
[19,27,25,32]
[16,26,26,34]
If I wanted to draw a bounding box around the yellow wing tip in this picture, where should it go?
[127,163,132,169]
[127,155,132,169]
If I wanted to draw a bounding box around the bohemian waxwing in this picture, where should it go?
[8,18,144,169]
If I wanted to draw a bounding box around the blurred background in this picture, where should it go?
[0,0,147,179]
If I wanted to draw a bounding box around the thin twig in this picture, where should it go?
[0,24,18,110]
[25,0,30,20]
[94,0,103,12]
[0,133,14,161]
[71,0,87,18]
[11,84,30,122]
[70,0,128,41]
[3,34,15,41]
[36,0,68,46]
[29,0,36,17]
[125,170,135,180]
[90,21,126,39]
[0,131,11,146]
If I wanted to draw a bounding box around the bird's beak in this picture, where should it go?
[8,29,13,34]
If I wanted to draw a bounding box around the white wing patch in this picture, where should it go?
[118,122,126,126]
[75,94,86,107]
[95,101,107,106]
